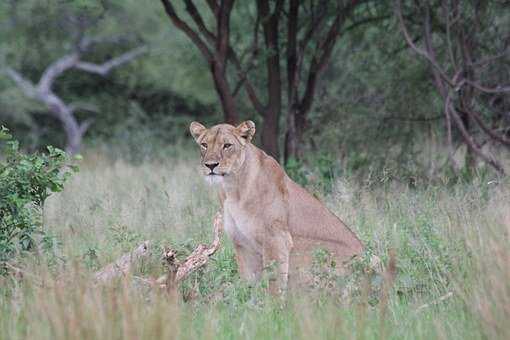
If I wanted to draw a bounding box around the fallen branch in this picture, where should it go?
[94,241,151,284]
[93,212,223,296]
[160,211,223,293]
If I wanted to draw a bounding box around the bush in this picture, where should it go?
[0,127,77,270]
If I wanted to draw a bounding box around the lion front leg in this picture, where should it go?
[233,243,263,283]
[263,225,293,295]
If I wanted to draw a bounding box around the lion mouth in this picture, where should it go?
[207,172,224,176]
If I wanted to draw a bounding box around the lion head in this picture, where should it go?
[190,121,256,184]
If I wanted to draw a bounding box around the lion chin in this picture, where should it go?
[205,174,224,185]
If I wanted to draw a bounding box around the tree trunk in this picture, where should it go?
[284,109,298,163]
[459,95,477,172]
[257,0,283,161]
[284,107,308,163]
[262,107,279,160]
[59,110,83,155]
[284,0,299,164]
[211,61,238,124]
[65,131,82,155]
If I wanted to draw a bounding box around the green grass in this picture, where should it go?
[1,149,509,340]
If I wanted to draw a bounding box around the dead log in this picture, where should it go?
[94,241,151,284]
[93,212,223,295]
[160,211,223,295]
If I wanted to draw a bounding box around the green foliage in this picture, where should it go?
[0,151,508,339]
[285,152,339,193]
[284,157,308,187]
[0,127,77,268]
[0,0,217,149]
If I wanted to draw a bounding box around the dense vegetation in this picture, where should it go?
[2,0,508,177]
[0,127,76,269]
[0,151,509,339]
[1,1,509,339]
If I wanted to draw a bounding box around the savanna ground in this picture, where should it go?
[1,146,509,340]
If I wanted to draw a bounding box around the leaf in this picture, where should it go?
[0,126,11,140]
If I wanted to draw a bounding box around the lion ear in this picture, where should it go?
[190,121,206,141]
[236,120,256,143]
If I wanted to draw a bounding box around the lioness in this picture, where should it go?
[190,120,363,293]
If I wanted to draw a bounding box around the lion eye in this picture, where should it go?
[201,143,208,149]
[223,143,232,149]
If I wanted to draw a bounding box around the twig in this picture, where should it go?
[94,241,151,284]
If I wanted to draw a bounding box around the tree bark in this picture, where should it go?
[257,0,284,160]
[284,0,299,163]
[58,107,83,155]
[211,61,238,124]
[261,107,280,159]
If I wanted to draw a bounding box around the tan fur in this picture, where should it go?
[190,121,363,293]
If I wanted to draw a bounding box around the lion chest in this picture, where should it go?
[223,200,261,252]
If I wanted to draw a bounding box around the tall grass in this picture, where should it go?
[1,150,509,340]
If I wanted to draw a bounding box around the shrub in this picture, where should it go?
[0,127,77,270]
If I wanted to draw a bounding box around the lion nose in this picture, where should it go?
[205,162,219,172]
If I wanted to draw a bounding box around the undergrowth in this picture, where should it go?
[0,149,508,340]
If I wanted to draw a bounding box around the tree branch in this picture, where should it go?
[6,37,146,154]
[298,4,329,55]
[183,0,216,45]
[227,9,264,114]
[216,0,235,66]
[230,52,265,114]
[78,118,95,136]
[395,0,455,88]
[458,108,510,147]
[160,0,214,62]
[449,105,506,174]
[230,10,262,107]
[466,80,510,94]
[342,14,391,33]
[299,1,360,116]
[423,2,447,98]
[38,53,80,94]
[74,46,147,76]
[205,0,219,17]
[4,68,38,98]
[68,101,100,113]
[444,85,458,171]
[468,49,510,68]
